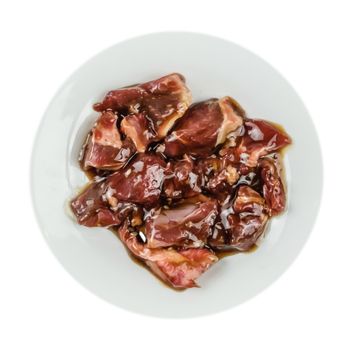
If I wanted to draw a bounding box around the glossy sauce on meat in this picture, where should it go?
[70,73,292,290]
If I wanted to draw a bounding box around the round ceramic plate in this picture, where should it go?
[31,32,322,318]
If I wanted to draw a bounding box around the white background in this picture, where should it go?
[0,0,359,349]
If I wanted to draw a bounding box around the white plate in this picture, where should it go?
[31,32,322,318]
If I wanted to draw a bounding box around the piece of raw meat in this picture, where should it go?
[94,73,191,151]
[72,153,166,227]
[105,153,167,207]
[209,186,268,251]
[70,181,120,227]
[162,155,203,199]
[145,197,218,248]
[259,156,286,215]
[70,180,142,228]
[120,112,155,152]
[164,97,245,157]
[118,224,218,289]
[82,111,135,170]
[220,119,291,167]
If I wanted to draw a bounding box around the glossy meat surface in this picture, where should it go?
[70,180,142,228]
[259,156,286,215]
[228,186,269,250]
[164,97,244,157]
[94,73,191,151]
[209,186,268,251]
[118,225,217,289]
[106,153,167,206]
[145,197,218,248]
[220,119,291,167]
[120,112,155,152]
[163,156,203,199]
[82,111,135,170]
[71,181,121,227]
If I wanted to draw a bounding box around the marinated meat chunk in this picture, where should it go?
[227,187,268,251]
[106,153,167,206]
[163,156,203,199]
[71,154,167,225]
[163,155,251,203]
[70,180,142,228]
[94,73,191,151]
[118,225,218,289]
[71,181,120,227]
[220,119,291,167]
[164,97,244,157]
[145,197,218,248]
[82,111,135,170]
[120,112,155,152]
[206,161,243,195]
[209,186,268,251]
[195,156,256,202]
[259,156,286,216]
